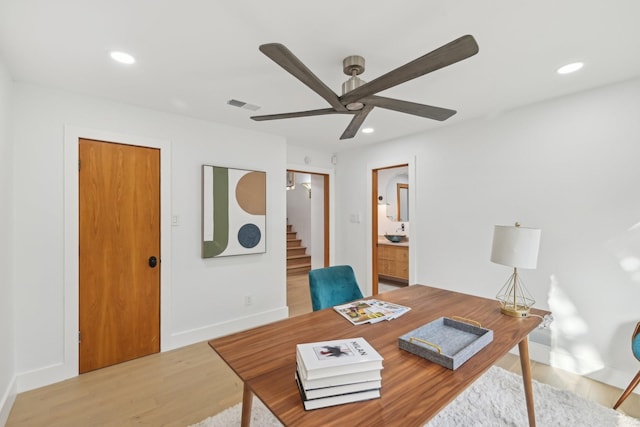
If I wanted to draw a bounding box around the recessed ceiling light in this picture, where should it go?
[557,62,583,75]
[110,51,136,65]
[362,127,374,134]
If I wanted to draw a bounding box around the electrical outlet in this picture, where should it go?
[244,295,252,306]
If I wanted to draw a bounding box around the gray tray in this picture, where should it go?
[398,317,493,370]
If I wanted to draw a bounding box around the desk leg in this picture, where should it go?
[518,337,536,427]
[241,383,253,427]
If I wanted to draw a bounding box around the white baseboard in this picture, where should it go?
[164,306,289,351]
[548,346,639,395]
[16,361,75,394]
[0,375,17,427]
[528,340,552,365]
[511,341,639,396]
[15,306,289,394]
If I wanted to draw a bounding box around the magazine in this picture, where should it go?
[333,299,411,325]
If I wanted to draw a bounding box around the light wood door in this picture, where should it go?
[79,138,160,373]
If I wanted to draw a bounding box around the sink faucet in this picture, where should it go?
[397,223,405,232]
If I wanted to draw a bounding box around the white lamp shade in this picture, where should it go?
[490,225,541,269]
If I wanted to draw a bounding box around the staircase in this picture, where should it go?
[287,224,311,275]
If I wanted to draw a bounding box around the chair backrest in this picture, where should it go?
[632,322,640,361]
[308,265,364,311]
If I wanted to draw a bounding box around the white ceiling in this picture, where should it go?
[1,1,640,152]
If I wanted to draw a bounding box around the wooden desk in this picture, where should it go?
[209,285,548,426]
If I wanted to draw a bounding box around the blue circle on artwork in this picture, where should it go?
[238,224,261,248]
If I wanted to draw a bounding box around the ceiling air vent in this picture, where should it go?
[227,99,261,111]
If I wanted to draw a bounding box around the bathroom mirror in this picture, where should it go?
[397,183,409,221]
[383,170,409,221]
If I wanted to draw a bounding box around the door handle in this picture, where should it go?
[148,256,158,268]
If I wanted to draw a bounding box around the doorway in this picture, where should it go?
[286,170,330,272]
[286,170,329,315]
[372,164,409,295]
[78,138,161,373]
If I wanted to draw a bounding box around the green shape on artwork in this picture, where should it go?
[203,166,229,257]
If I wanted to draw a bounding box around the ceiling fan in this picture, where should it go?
[251,35,479,140]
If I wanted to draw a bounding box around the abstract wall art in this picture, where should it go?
[202,165,266,258]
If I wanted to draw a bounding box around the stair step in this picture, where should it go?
[287,254,311,266]
[287,246,307,256]
[287,238,301,248]
[286,225,310,274]
[287,263,311,275]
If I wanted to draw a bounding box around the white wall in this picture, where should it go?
[334,77,640,392]
[11,83,288,392]
[286,145,335,171]
[0,58,16,425]
[5,70,639,407]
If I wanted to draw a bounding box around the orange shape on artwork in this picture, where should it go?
[236,171,266,215]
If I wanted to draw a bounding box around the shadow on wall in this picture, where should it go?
[606,220,640,284]
[605,220,640,367]
[547,275,604,375]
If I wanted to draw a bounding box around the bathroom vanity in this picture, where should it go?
[377,237,409,283]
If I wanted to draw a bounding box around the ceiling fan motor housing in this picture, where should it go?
[343,55,365,76]
[342,76,366,96]
[342,55,366,109]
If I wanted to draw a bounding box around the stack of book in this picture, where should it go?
[333,299,411,325]
[295,337,384,410]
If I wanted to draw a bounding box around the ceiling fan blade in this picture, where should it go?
[259,43,348,112]
[340,105,374,140]
[363,95,456,121]
[340,35,479,105]
[251,108,348,121]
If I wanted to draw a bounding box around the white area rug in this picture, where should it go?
[191,366,640,427]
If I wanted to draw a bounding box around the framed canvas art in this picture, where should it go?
[202,165,266,258]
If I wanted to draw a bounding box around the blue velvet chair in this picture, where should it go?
[613,321,640,409]
[308,265,364,311]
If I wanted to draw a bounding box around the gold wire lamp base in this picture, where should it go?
[496,268,535,318]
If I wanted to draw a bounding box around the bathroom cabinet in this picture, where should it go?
[378,243,408,283]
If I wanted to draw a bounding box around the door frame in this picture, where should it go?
[64,126,172,378]
[367,157,416,296]
[286,169,330,267]
[286,163,335,267]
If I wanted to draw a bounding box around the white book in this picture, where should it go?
[296,369,381,399]
[295,374,381,410]
[296,364,382,390]
[296,337,383,380]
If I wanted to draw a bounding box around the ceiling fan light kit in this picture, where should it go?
[251,35,479,140]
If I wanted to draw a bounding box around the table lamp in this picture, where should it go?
[490,222,541,317]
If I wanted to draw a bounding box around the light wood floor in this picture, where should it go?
[7,274,639,426]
